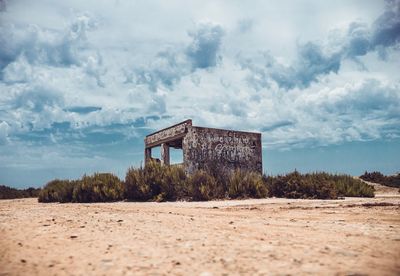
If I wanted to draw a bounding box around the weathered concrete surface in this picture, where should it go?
[183,126,262,174]
[160,143,170,166]
[145,120,192,148]
[144,119,262,174]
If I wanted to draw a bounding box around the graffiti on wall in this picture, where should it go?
[184,127,262,172]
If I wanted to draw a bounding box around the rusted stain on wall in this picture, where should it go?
[144,119,262,174]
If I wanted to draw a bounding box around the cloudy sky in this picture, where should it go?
[1,0,399,188]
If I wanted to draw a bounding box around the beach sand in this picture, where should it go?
[1,185,399,275]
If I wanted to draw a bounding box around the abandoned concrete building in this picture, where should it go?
[144,119,262,174]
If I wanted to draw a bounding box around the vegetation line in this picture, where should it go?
[0,185,41,200]
[37,162,375,203]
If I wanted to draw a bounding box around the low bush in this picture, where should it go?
[160,165,188,201]
[265,171,374,199]
[265,171,337,199]
[72,173,124,203]
[38,173,123,203]
[331,174,374,197]
[125,162,267,201]
[38,179,76,203]
[124,166,148,201]
[124,161,187,202]
[187,169,220,201]
[228,170,268,199]
[202,162,231,198]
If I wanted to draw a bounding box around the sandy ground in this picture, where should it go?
[0,185,399,275]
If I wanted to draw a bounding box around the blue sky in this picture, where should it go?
[0,0,399,188]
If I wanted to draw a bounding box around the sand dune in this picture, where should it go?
[1,186,399,275]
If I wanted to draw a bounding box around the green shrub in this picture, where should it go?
[228,170,268,199]
[125,166,144,200]
[38,179,76,203]
[332,174,374,197]
[187,170,219,201]
[158,165,187,201]
[202,161,230,198]
[124,161,187,202]
[72,173,124,203]
[265,171,374,199]
[124,166,152,201]
[269,172,343,199]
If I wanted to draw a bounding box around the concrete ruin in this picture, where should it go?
[144,119,262,174]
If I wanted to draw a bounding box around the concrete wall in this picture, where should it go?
[145,119,192,148]
[183,126,262,174]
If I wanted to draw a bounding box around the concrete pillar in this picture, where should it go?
[145,147,152,165]
[161,143,170,166]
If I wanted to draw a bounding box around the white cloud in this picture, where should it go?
[2,55,33,83]
[0,0,399,183]
[0,121,10,144]
[0,12,98,72]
